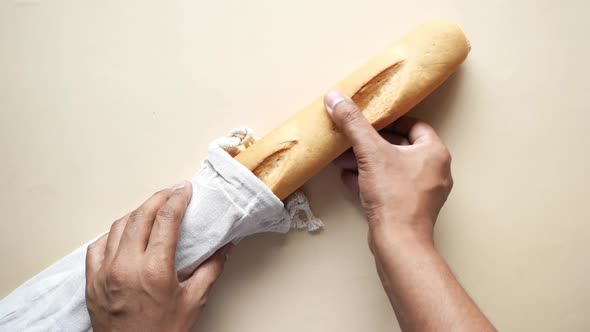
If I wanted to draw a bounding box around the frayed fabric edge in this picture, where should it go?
[217,127,323,232]
[284,191,324,232]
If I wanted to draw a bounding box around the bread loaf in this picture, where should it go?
[235,19,471,200]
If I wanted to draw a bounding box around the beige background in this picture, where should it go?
[1,0,589,331]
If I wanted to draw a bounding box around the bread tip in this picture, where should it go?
[432,18,471,57]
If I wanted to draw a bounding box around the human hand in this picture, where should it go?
[325,92,498,331]
[324,90,453,250]
[85,181,233,332]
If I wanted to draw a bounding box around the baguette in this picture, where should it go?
[235,19,471,200]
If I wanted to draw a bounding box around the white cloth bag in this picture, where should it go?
[0,128,321,331]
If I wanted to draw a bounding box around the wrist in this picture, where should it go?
[367,210,435,254]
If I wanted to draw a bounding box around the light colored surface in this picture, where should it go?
[0,1,588,331]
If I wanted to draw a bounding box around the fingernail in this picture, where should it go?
[324,90,348,116]
[170,180,187,190]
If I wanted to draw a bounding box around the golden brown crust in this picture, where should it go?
[234,19,471,200]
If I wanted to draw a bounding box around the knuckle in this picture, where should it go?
[105,296,127,315]
[128,207,146,221]
[414,120,430,130]
[106,264,128,286]
[153,188,168,197]
[142,257,166,280]
[156,204,179,222]
[439,174,454,194]
[110,217,126,231]
[416,121,436,134]
[86,236,106,257]
[87,241,99,252]
[432,144,451,164]
[432,145,453,193]
[440,147,452,164]
[356,154,376,171]
[171,186,190,198]
[338,105,360,126]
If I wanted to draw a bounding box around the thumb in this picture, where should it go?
[182,244,233,310]
[324,90,383,158]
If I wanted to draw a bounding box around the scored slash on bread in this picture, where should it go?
[234,19,471,200]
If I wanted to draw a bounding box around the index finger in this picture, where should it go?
[146,180,193,266]
[388,116,440,145]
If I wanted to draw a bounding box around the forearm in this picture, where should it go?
[324,89,492,330]
[371,225,496,332]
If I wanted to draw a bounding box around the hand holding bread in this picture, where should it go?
[235,19,471,199]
